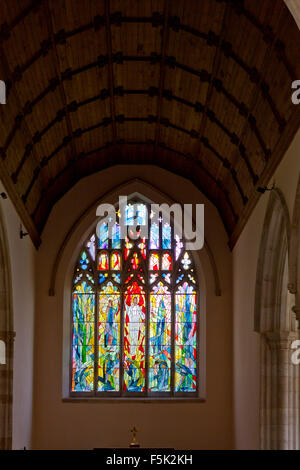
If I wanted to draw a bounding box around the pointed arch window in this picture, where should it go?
[71,201,199,397]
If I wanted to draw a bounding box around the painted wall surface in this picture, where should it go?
[232,128,300,449]
[32,166,233,450]
[0,182,36,449]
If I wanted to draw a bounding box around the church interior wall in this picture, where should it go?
[232,127,300,449]
[32,166,233,450]
[0,181,36,449]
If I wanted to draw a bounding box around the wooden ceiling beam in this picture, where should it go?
[0,0,43,45]
[22,107,248,206]
[3,54,273,188]
[2,34,288,157]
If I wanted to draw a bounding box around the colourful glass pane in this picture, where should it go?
[111,252,121,270]
[125,203,147,227]
[150,282,172,321]
[150,273,159,284]
[149,367,171,392]
[74,272,83,284]
[175,323,197,347]
[175,282,197,392]
[175,235,183,260]
[112,273,121,284]
[124,282,146,391]
[137,273,145,284]
[124,368,145,392]
[86,234,96,260]
[136,203,147,225]
[98,283,121,391]
[181,252,191,270]
[162,273,171,283]
[175,365,197,392]
[162,253,172,270]
[162,223,171,249]
[125,237,133,260]
[87,273,94,284]
[98,347,120,392]
[112,223,121,249]
[149,252,159,271]
[98,252,109,270]
[98,223,109,249]
[125,204,135,226]
[176,273,184,284]
[79,251,89,270]
[149,345,171,369]
[176,281,196,297]
[138,238,147,259]
[149,283,171,392]
[128,226,141,240]
[73,281,94,294]
[72,283,95,391]
[99,273,108,284]
[150,222,159,249]
[125,273,134,284]
[130,253,140,270]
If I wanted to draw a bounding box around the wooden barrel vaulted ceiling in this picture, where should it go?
[0,0,300,248]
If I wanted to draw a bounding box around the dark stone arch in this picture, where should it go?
[254,188,291,333]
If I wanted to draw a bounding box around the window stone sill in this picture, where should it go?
[62,397,205,403]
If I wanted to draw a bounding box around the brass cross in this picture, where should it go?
[130,425,140,447]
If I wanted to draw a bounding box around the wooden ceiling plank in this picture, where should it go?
[223,3,287,193]
[44,0,77,175]
[194,2,230,202]
[229,104,300,250]
[105,0,117,145]
[154,0,170,154]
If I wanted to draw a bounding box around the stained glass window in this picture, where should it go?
[71,201,199,397]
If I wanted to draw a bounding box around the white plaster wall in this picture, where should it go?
[0,182,36,449]
[233,128,300,449]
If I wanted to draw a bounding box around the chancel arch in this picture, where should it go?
[56,181,208,400]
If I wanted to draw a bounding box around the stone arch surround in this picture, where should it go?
[255,188,299,449]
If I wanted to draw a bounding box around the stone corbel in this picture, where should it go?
[262,330,298,349]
